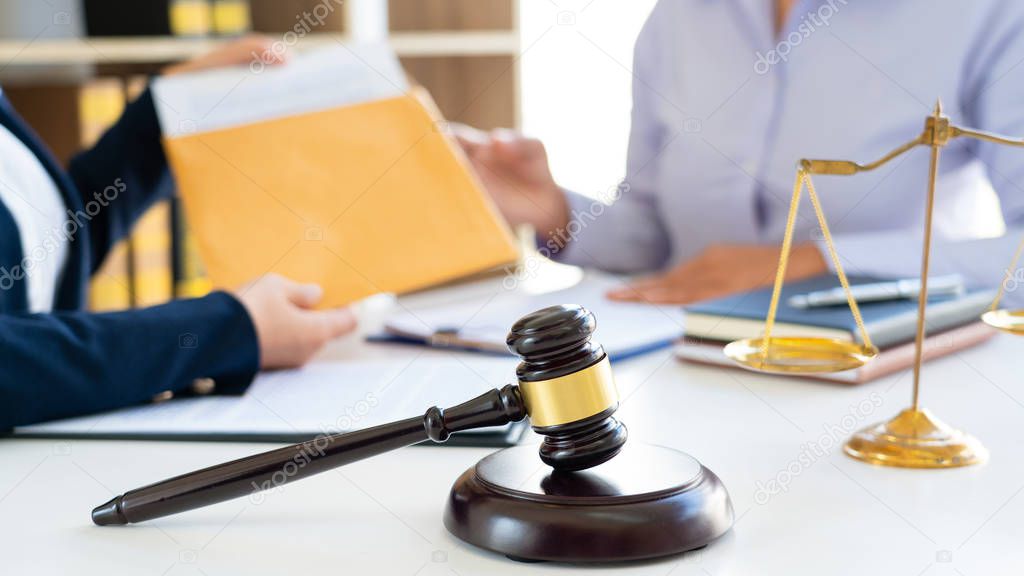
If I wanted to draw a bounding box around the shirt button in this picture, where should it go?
[191,378,216,395]
[152,390,174,403]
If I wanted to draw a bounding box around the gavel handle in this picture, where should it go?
[92,384,526,525]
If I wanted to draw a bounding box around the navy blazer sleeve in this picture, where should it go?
[0,291,260,429]
[66,87,174,273]
[0,84,262,430]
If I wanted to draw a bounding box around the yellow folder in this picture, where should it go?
[163,90,519,308]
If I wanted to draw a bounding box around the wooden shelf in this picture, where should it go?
[389,30,518,57]
[0,31,519,67]
[389,0,515,31]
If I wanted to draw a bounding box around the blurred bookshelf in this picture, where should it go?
[0,0,520,310]
[0,32,519,64]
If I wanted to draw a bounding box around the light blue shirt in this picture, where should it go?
[558,0,1024,303]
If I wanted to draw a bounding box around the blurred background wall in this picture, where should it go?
[0,0,650,309]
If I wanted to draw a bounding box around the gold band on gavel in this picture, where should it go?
[518,357,619,428]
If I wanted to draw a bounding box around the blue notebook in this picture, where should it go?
[684,275,994,348]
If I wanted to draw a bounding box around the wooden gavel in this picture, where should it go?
[92,304,628,525]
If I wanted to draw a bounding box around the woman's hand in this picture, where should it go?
[234,274,357,370]
[451,124,569,238]
[607,243,828,304]
[163,35,286,76]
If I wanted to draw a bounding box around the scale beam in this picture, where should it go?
[798,105,1024,177]
[951,125,1024,147]
[799,135,924,175]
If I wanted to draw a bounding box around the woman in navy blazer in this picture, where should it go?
[0,37,356,430]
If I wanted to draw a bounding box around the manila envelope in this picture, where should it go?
[163,90,519,308]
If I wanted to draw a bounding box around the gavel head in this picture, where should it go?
[506,304,628,472]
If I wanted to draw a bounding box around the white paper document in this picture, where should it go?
[383,274,686,359]
[15,356,523,444]
[152,43,407,137]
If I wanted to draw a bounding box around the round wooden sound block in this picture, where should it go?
[444,442,733,563]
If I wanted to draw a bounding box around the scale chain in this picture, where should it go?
[803,172,874,350]
[760,170,874,361]
[759,168,805,361]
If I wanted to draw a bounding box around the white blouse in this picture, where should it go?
[0,120,69,312]
[556,0,1024,305]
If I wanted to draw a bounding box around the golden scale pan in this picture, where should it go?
[982,309,1024,334]
[722,167,880,374]
[724,101,1024,468]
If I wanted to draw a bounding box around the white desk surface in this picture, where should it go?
[3,274,1023,575]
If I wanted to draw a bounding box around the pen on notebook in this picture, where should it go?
[788,275,965,309]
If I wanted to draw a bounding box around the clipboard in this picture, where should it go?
[370,274,686,362]
[12,358,531,448]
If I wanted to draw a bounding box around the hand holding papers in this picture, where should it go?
[152,45,518,307]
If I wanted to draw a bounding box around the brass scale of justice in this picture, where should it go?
[725,100,1024,468]
[90,102,1023,563]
